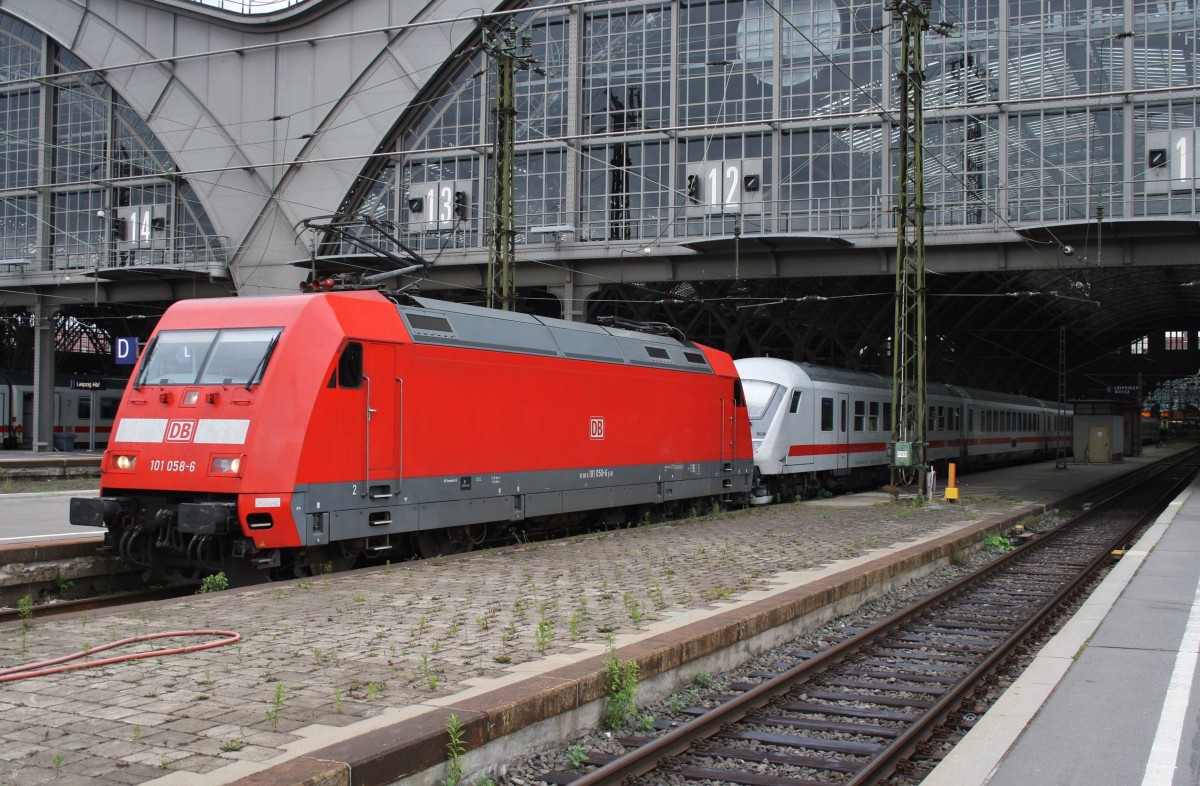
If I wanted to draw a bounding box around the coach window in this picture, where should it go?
[853,400,865,431]
[337,342,364,389]
[820,397,834,431]
[840,399,848,432]
[937,406,946,431]
[789,390,801,414]
[883,402,892,431]
[868,401,879,431]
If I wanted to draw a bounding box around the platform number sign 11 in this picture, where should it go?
[1145,129,1200,193]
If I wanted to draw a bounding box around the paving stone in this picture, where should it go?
[0,476,1102,786]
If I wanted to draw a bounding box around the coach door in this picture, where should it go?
[837,392,850,473]
[784,390,813,467]
[362,342,400,491]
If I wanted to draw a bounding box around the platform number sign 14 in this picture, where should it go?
[120,206,166,248]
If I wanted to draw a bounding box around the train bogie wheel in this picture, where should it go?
[416,528,475,559]
[298,546,356,576]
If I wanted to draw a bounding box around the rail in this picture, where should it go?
[560,448,1200,785]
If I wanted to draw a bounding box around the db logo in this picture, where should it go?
[589,416,605,440]
[166,420,197,442]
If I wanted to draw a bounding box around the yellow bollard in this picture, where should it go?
[944,462,959,501]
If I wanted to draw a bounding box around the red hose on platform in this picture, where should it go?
[0,630,242,682]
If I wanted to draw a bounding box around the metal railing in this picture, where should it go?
[0,236,229,278]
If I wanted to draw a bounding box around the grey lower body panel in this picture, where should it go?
[290,460,753,545]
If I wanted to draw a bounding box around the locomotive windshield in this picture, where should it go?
[741,379,782,421]
[137,327,283,386]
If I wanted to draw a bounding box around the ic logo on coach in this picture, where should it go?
[165,420,197,442]
[589,416,605,440]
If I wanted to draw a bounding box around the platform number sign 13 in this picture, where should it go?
[407,181,469,231]
[589,416,605,440]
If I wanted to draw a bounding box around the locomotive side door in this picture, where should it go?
[721,379,743,473]
[362,342,400,486]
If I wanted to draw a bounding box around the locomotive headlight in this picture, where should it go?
[112,454,137,471]
[209,455,243,476]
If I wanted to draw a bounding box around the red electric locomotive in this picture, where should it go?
[70,291,754,583]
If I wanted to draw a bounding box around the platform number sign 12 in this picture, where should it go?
[685,160,764,215]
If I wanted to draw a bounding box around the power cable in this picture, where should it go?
[0,630,241,683]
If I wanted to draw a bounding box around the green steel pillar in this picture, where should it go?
[483,26,533,312]
[889,0,930,496]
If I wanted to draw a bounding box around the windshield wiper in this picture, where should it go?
[245,333,281,391]
[132,336,157,391]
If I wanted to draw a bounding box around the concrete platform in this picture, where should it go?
[0,449,101,480]
[924,455,1200,786]
[0,446,1186,786]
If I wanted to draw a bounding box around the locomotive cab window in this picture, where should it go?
[137,327,282,386]
[336,342,364,389]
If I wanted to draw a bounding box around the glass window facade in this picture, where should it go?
[0,12,224,272]
[339,0,1200,254]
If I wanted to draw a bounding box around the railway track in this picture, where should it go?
[540,452,1200,786]
[0,585,191,624]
